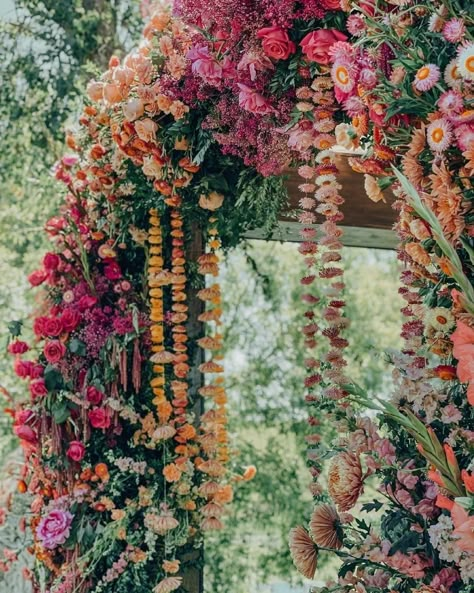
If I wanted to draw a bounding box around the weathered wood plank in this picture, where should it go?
[246,152,398,249]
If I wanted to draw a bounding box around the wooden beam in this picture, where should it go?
[182,222,204,593]
[245,151,398,249]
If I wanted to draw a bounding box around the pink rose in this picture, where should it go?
[30,378,48,398]
[257,26,296,61]
[237,84,275,115]
[28,269,47,287]
[36,509,73,550]
[61,309,81,332]
[86,386,104,405]
[8,341,29,355]
[300,29,348,65]
[88,407,111,429]
[33,316,47,338]
[320,0,342,8]
[43,253,60,271]
[44,340,67,364]
[14,359,33,379]
[15,409,33,425]
[14,424,37,443]
[43,317,64,337]
[66,441,85,462]
[187,45,223,85]
[30,364,44,379]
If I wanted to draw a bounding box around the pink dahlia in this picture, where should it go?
[413,64,441,92]
[36,509,73,549]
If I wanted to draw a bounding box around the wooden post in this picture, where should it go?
[181,222,204,593]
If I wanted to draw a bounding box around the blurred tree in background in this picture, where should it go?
[206,243,402,593]
[0,0,142,446]
[0,3,403,592]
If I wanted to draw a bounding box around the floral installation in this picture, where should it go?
[5,0,474,592]
[288,1,474,593]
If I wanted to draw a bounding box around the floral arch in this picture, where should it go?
[6,1,474,592]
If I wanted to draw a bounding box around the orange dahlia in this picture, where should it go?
[328,451,364,511]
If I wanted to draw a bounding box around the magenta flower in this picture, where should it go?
[237,84,275,116]
[187,45,223,86]
[36,509,73,549]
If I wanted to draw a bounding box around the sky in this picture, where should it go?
[0,0,14,17]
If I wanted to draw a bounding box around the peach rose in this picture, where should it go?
[300,29,348,65]
[135,118,158,143]
[198,191,224,210]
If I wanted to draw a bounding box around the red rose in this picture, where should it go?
[78,295,98,311]
[257,26,296,61]
[61,309,81,332]
[86,386,104,406]
[88,407,111,429]
[30,364,44,379]
[33,317,47,338]
[14,359,33,379]
[43,253,60,271]
[28,269,47,287]
[43,317,64,337]
[66,441,85,462]
[15,409,34,425]
[104,261,122,280]
[8,341,29,355]
[44,340,67,364]
[320,0,342,9]
[30,379,48,398]
[300,29,348,65]
[14,425,37,444]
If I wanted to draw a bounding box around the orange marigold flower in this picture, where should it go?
[163,463,182,483]
[94,463,110,481]
[242,465,257,481]
[162,559,180,574]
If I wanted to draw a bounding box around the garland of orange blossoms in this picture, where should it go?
[196,219,231,529]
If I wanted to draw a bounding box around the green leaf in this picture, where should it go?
[7,320,23,337]
[69,338,86,356]
[44,365,64,391]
